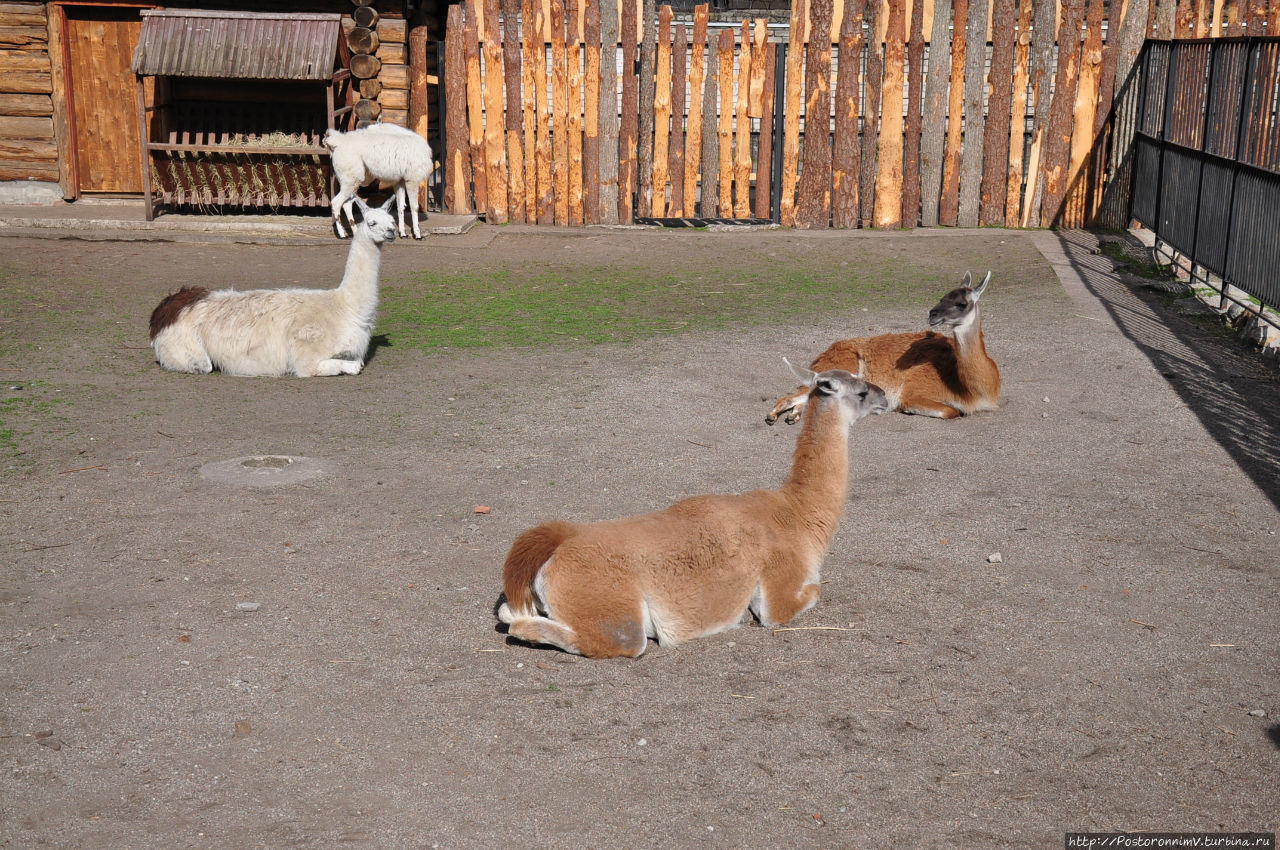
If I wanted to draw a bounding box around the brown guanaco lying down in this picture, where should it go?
[497,364,888,659]
[767,271,1001,423]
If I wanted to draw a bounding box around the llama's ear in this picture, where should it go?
[961,271,973,288]
[972,271,991,298]
[784,357,817,387]
[379,195,396,212]
[352,197,370,222]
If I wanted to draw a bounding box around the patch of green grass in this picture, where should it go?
[1099,240,1179,282]
[380,259,933,352]
[0,380,65,462]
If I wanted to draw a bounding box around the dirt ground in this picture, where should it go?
[1,225,1277,849]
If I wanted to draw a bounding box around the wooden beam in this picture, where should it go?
[832,0,865,229]
[979,0,1017,226]
[716,27,734,214]
[754,40,776,220]
[733,20,752,219]
[637,0,656,216]
[1022,0,1059,226]
[567,0,585,225]
[551,0,569,224]
[619,0,638,222]
[919,0,952,227]
[900,0,924,228]
[956,0,989,227]
[668,20,687,216]
[584,0,601,224]
[859,0,883,228]
[653,5,672,217]
[1039,0,1086,227]
[444,3,472,214]
[779,0,807,226]
[598,0,620,223]
[464,0,487,215]
[1004,0,1033,226]
[482,0,508,223]
[699,21,719,216]
[873,0,905,228]
[684,5,708,219]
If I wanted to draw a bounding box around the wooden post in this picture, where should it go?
[669,21,687,216]
[567,0,585,225]
[1096,0,1151,229]
[748,18,766,118]
[873,0,905,228]
[919,0,952,227]
[956,0,989,227]
[979,0,1017,226]
[551,0,570,224]
[522,0,541,221]
[1022,0,1059,227]
[637,0,657,216]
[464,0,488,215]
[859,0,883,228]
[733,21,752,219]
[717,28,734,214]
[535,0,554,223]
[653,5,672,217]
[599,0,620,223]
[483,0,509,223]
[900,0,924,228]
[409,6,433,210]
[684,5,708,218]
[502,0,526,223]
[797,0,834,228]
[584,0,602,224]
[619,0,639,221]
[1004,0,1033,226]
[779,0,807,226]
[700,23,720,216]
[1066,0,1105,227]
[754,41,777,220]
[1039,0,1086,227]
[832,0,866,229]
[444,5,472,214]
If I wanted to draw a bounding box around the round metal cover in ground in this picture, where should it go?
[199,455,332,488]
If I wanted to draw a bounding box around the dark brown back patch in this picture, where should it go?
[149,287,209,339]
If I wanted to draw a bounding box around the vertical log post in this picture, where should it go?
[502,0,526,223]
[482,0,509,223]
[832,0,865,229]
[956,0,990,227]
[1039,0,1086,227]
[551,0,570,224]
[979,0,1018,226]
[619,0,639,222]
[599,0,620,223]
[779,0,807,226]
[464,0,488,215]
[873,0,905,228]
[637,0,657,215]
[444,4,473,214]
[733,20,752,218]
[700,22,720,216]
[669,20,688,216]
[584,0,602,224]
[919,0,953,227]
[716,28,735,214]
[754,40,777,220]
[684,5,709,217]
[900,0,924,227]
[858,0,883,227]
[1004,0,1034,226]
[567,0,585,225]
[653,5,673,216]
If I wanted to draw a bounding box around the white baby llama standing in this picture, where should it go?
[148,197,397,377]
[498,363,889,658]
[325,123,433,240]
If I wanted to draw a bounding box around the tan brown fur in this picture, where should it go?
[768,271,1000,423]
[497,367,887,659]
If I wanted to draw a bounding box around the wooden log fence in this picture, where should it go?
[439,0,1256,230]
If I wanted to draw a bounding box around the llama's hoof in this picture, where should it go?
[765,413,777,426]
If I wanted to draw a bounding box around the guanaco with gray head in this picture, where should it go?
[767,271,1000,423]
[497,364,889,659]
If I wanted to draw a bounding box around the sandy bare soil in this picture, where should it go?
[1,226,1277,849]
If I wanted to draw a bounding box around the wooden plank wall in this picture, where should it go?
[440,0,1271,230]
[0,1,58,184]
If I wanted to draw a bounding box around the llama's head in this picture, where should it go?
[928,271,991,331]
[784,359,889,423]
[353,197,398,245]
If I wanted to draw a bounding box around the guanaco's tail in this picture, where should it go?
[501,520,578,617]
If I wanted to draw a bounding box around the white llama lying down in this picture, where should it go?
[325,123,433,240]
[497,362,889,658]
[148,197,397,377]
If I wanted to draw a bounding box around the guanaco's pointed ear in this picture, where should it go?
[379,195,396,212]
[972,271,991,299]
[961,271,972,288]
[784,357,817,387]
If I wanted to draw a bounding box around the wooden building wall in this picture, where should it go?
[0,1,442,200]
[0,1,58,184]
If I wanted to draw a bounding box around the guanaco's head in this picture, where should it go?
[353,197,399,245]
[785,359,889,422]
[928,271,991,332]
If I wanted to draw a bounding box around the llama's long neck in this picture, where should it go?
[952,308,1000,396]
[780,395,850,545]
[336,229,384,317]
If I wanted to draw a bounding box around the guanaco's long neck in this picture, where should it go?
[337,231,383,316]
[952,309,1000,395]
[781,395,850,545]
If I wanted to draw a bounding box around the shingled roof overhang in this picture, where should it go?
[131,10,344,81]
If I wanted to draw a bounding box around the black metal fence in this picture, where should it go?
[1130,37,1280,321]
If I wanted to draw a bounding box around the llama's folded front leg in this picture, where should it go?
[765,389,809,425]
[304,358,365,377]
